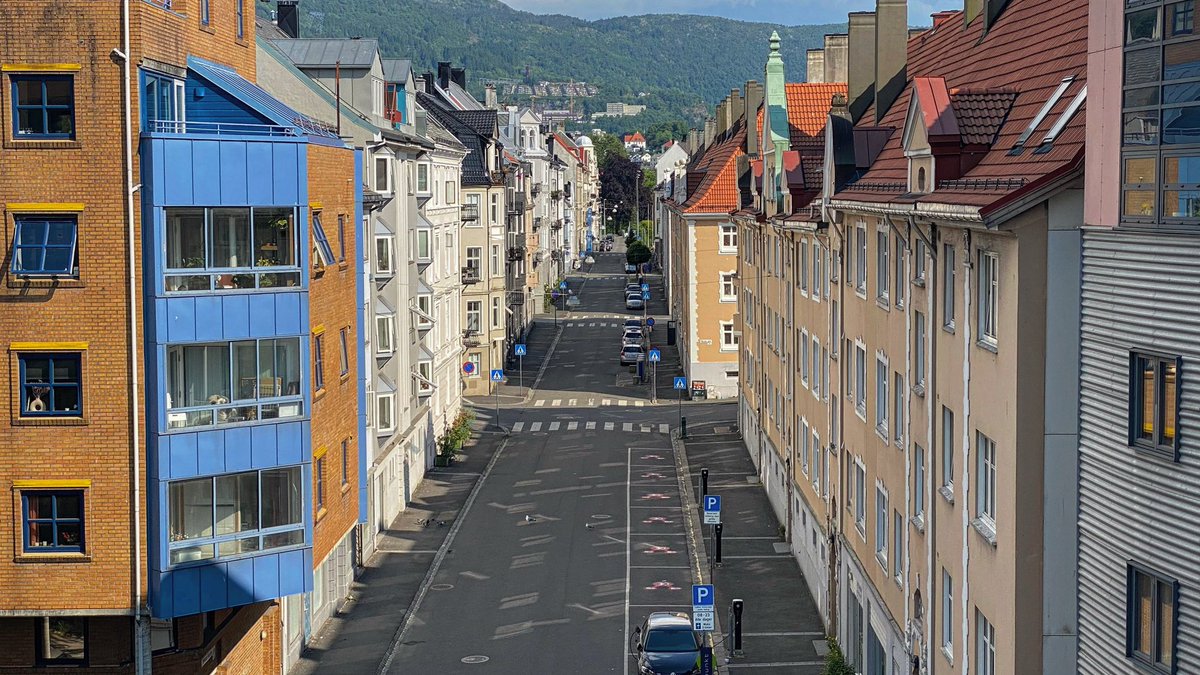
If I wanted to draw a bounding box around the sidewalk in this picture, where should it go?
[466,317,561,407]
[294,427,506,675]
[680,420,828,674]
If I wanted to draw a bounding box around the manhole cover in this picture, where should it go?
[461,655,490,664]
[591,514,612,520]
[431,583,455,591]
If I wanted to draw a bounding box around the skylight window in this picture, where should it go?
[1033,85,1087,154]
[1009,75,1075,156]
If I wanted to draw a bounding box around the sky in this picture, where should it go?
[499,0,940,26]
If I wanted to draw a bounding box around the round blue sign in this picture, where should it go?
[463,361,476,374]
[646,318,656,327]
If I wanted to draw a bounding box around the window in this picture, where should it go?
[375,235,394,276]
[978,250,999,345]
[446,181,456,204]
[491,244,501,276]
[813,241,822,298]
[800,240,809,294]
[416,163,430,194]
[22,491,84,553]
[235,0,245,38]
[492,297,501,329]
[341,438,350,485]
[1127,563,1177,671]
[854,343,867,417]
[942,407,955,490]
[812,430,821,490]
[313,212,336,267]
[855,222,868,293]
[18,353,82,417]
[812,337,821,398]
[892,510,903,581]
[914,444,926,523]
[832,302,840,356]
[313,334,325,391]
[466,353,481,377]
[877,229,890,302]
[976,432,997,531]
[894,373,905,446]
[915,238,927,283]
[11,74,75,139]
[875,355,889,433]
[943,243,956,328]
[721,322,739,351]
[371,78,384,117]
[854,459,866,534]
[942,569,954,658]
[316,456,325,509]
[163,207,301,292]
[895,236,905,307]
[875,485,888,568]
[490,193,499,223]
[165,338,303,427]
[801,331,810,387]
[375,156,391,194]
[976,610,996,675]
[720,224,738,251]
[915,312,927,389]
[199,0,209,25]
[10,216,78,277]
[376,392,395,432]
[720,272,736,300]
[801,420,810,475]
[466,246,482,274]
[376,315,395,354]
[1130,352,1180,458]
[167,467,304,565]
[36,617,86,666]
[338,328,349,377]
[141,71,185,127]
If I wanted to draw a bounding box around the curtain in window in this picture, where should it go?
[212,208,251,268]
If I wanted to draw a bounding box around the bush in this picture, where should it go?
[438,410,475,458]
[626,241,652,265]
[822,637,856,675]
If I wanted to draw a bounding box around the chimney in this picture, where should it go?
[965,0,983,27]
[437,62,451,89]
[824,34,848,83]
[807,50,826,83]
[825,93,858,200]
[744,80,763,156]
[730,88,745,129]
[422,72,435,94]
[847,12,876,124]
[931,10,957,28]
[276,0,300,38]
[687,128,700,154]
[704,118,716,149]
[451,67,467,89]
[984,0,1011,34]
[485,83,497,109]
[715,96,729,138]
[415,106,428,138]
[874,0,907,124]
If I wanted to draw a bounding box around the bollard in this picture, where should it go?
[714,522,723,567]
[731,598,744,657]
[700,468,709,503]
[681,416,688,439]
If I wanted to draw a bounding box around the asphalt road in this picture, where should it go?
[381,247,728,674]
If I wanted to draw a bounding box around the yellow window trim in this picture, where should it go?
[11,341,88,352]
[2,64,82,73]
[14,479,91,489]
[312,324,326,337]
[314,445,329,460]
[6,203,85,213]
[309,201,323,211]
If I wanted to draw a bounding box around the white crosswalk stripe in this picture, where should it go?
[568,398,577,406]
[622,422,633,432]
[618,400,628,407]
[605,422,615,431]
[659,424,669,434]
[589,322,596,327]
[551,399,562,407]
[549,422,560,431]
[586,421,596,430]
[534,400,546,407]
[635,401,645,408]
[588,398,596,406]
[530,422,543,432]
[602,399,612,406]
[567,421,578,431]
[512,422,525,432]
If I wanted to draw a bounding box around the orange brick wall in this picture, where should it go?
[135,0,257,81]
[307,143,360,566]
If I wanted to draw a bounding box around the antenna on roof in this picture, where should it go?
[1009,75,1074,156]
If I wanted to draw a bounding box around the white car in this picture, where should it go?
[620,344,646,365]
[626,293,644,310]
[622,329,643,345]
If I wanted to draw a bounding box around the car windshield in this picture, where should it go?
[644,628,700,652]
[624,346,642,354]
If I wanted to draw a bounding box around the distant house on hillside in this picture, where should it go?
[623,131,646,152]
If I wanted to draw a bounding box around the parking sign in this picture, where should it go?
[692,584,715,632]
[703,495,721,525]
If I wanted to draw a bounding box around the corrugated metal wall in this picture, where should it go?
[1078,229,1200,673]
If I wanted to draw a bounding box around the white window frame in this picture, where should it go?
[466,353,481,378]
[375,235,394,276]
[976,431,997,534]
[875,482,888,569]
[812,430,820,491]
[978,250,999,347]
[854,457,866,537]
[720,272,736,301]
[876,227,890,303]
[854,341,867,419]
[800,238,809,295]
[812,241,822,301]
[416,163,430,195]
[894,234,906,308]
[376,391,395,432]
[875,352,889,436]
[801,330,810,388]
[371,77,385,116]
[822,345,830,402]
[801,419,810,476]
[942,406,955,491]
[914,311,926,390]
[375,315,395,355]
[914,444,926,524]
[719,223,738,252]
[491,244,501,277]
[976,610,996,675]
[892,509,903,583]
[466,246,482,274]
[492,296,501,329]
[894,372,905,447]
[942,569,954,660]
[374,155,392,194]
[915,237,927,283]
[720,322,739,351]
[943,242,956,330]
[855,221,867,295]
[811,336,821,399]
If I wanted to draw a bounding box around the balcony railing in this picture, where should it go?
[461,204,480,221]
[507,246,525,262]
[462,329,482,347]
[551,219,563,230]
[147,119,301,138]
[462,265,481,284]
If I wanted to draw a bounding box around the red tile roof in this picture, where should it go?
[756,82,848,153]
[834,0,1087,214]
[912,77,958,138]
[679,119,746,214]
[624,132,645,143]
[950,89,1019,145]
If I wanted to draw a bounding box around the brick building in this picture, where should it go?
[0,0,358,671]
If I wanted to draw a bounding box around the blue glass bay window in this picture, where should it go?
[11,75,74,139]
[167,467,304,565]
[23,491,84,553]
[165,337,303,429]
[19,353,82,417]
[10,217,77,277]
[164,207,300,292]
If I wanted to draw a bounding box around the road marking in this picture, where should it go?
[567,421,578,431]
[602,399,612,406]
[640,425,652,433]
[659,424,669,434]
[548,422,560,431]
[623,444,632,675]
[551,399,562,407]
[589,322,595,327]
[742,632,824,637]
[605,422,615,431]
[530,422,542,432]
[622,423,633,432]
[511,422,525,432]
[618,400,628,406]
[568,398,577,406]
[588,398,596,406]
[534,400,546,407]
[725,662,826,669]
[635,401,645,408]
[585,421,596,430]
[629,565,691,570]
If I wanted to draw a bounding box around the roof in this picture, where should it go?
[186,56,342,144]
[422,107,467,151]
[455,110,499,138]
[680,118,747,214]
[268,38,380,68]
[912,77,958,137]
[833,0,1088,215]
[647,612,692,630]
[757,82,848,153]
[381,59,412,84]
[418,91,495,185]
[441,81,484,111]
[254,15,290,41]
[624,132,645,143]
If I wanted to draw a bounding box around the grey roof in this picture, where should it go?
[269,38,379,68]
[381,59,412,83]
[423,109,467,151]
[455,110,498,138]
[254,15,290,40]
[445,82,484,110]
[418,92,494,186]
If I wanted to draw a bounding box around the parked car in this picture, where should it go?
[626,293,644,310]
[622,328,643,345]
[625,283,642,295]
[624,319,643,331]
[631,612,702,675]
[620,344,646,366]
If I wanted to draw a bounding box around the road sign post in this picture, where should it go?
[550,291,559,327]
[515,344,527,390]
[702,495,721,525]
[490,369,504,430]
[648,349,661,403]
[673,376,687,437]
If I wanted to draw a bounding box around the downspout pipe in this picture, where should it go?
[118,0,147,670]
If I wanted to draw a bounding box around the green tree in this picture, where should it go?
[592,133,628,168]
[626,241,652,266]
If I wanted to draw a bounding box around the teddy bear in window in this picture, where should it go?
[209,394,230,422]
[26,386,50,413]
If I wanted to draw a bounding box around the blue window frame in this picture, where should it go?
[316,458,325,509]
[313,334,325,391]
[236,0,245,38]
[11,75,75,139]
[22,491,84,553]
[200,0,210,25]
[19,353,82,417]
[312,213,336,267]
[141,71,185,130]
[10,216,78,277]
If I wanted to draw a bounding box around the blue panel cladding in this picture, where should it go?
[196,431,224,476]
[172,566,202,617]
[163,140,194,204]
[199,564,229,612]
[150,548,311,619]
[272,142,300,205]
[185,76,265,127]
[355,148,368,524]
[166,296,196,343]
[158,420,308,481]
[275,292,301,335]
[223,426,253,473]
[221,294,251,339]
[167,433,198,478]
[226,557,255,607]
[276,420,304,466]
[247,142,274,204]
[251,424,278,468]
[219,140,249,204]
[248,293,276,337]
[278,548,308,596]
[252,555,280,602]
[192,140,222,203]
[193,295,223,341]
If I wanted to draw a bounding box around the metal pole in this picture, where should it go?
[519,354,524,390]
[652,360,657,403]
[731,599,744,657]
[495,381,501,430]
[714,522,723,567]
[700,468,709,503]
[678,390,684,438]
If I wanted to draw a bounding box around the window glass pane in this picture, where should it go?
[16,79,44,105]
[1159,580,1175,665]
[1136,571,1154,657]
[170,478,213,542]
[17,108,46,135]
[24,358,49,384]
[1165,40,1200,80]
[210,208,251,267]
[1124,110,1160,145]
[1163,105,1200,143]
[1162,189,1200,216]
[1168,1,1195,37]
[261,467,302,529]
[1124,189,1158,216]
[165,208,207,270]
[56,493,81,519]
[42,617,86,662]
[1126,8,1160,45]
[46,112,73,138]
[1125,47,1162,87]
[1164,154,1200,183]
[215,472,258,536]
[1164,81,1200,105]
[1138,357,1156,442]
[263,528,304,549]
[1125,86,1161,108]
[232,341,257,401]
[253,208,295,267]
[1161,360,1177,442]
[1125,156,1158,183]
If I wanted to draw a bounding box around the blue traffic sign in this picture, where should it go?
[646,317,655,327]
[673,377,687,390]
[648,349,661,362]
[514,344,527,356]
[490,369,504,382]
[641,283,649,292]
[692,584,715,607]
[641,291,650,300]
[462,361,476,375]
[703,495,722,524]
[559,281,568,290]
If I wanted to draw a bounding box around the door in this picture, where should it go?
[283,594,303,669]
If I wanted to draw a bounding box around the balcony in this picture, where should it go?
[550,190,562,202]
[551,219,563,230]
[461,204,479,221]
[507,246,525,262]
[462,329,483,348]
[145,119,302,138]
[533,216,543,231]
[462,265,481,284]
[531,184,542,197]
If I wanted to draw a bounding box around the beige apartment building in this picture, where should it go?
[735,0,1087,672]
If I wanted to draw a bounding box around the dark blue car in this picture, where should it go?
[632,612,702,675]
